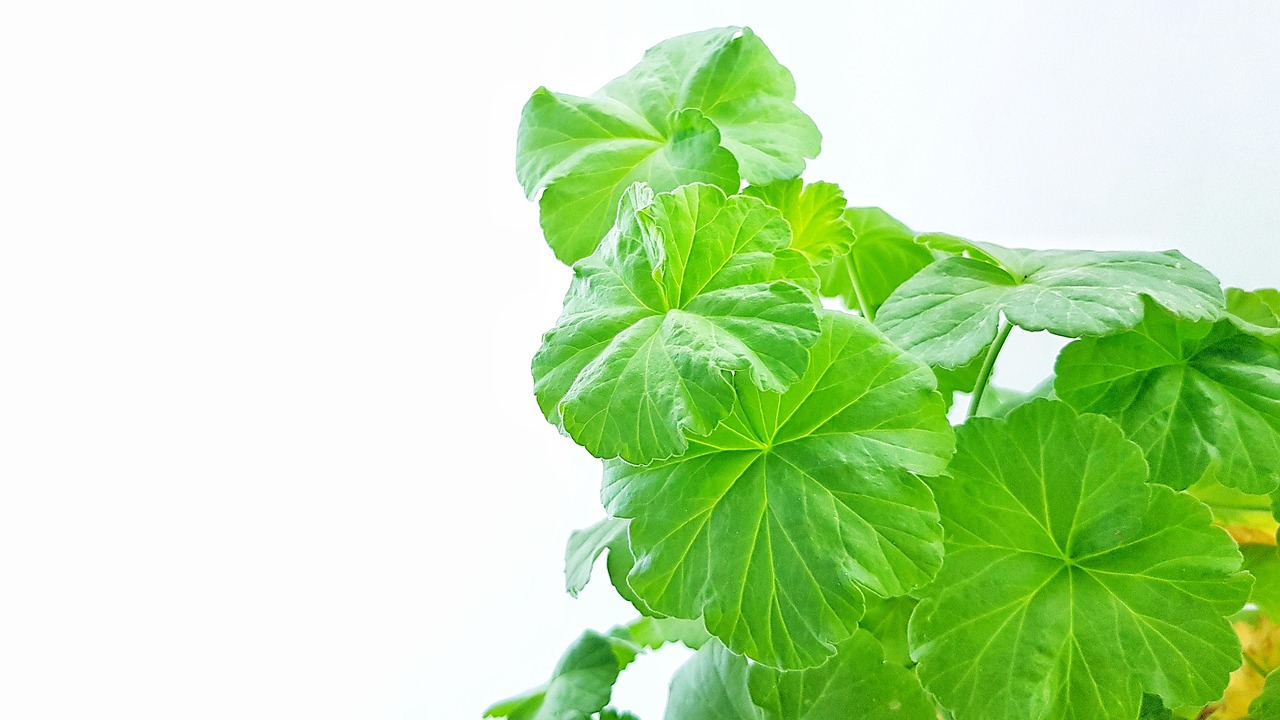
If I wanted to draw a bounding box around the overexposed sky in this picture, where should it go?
[2,2,1278,719]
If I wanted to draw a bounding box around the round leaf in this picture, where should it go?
[1055,299,1280,493]
[876,245,1225,369]
[532,182,821,464]
[742,179,854,264]
[748,630,936,720]
[911,400,1251,720]
[603,311,954,669]
[517,27,821,264]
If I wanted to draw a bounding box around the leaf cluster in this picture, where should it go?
[493,27,1280,720]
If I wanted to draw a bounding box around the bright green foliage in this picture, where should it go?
[858,595,917,667]
[742,180,854,264]
[566,517,627,597]
[602,311,952,669]
[483,631,626,720]
[532,182,820,464]
[1242,542,1280,619]
[1253,671,1280,720]
[1229,287,1280,350]
[876,244,1225,368]
[748,630,935,720]
[664,641,760,720]
[1055,300,1280,493]
[911,400,1251,720]
[504,25,1273,720]
[816,207,935,319]
[516,27,820,263]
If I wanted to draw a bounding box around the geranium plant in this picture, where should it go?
[487,27,1280,720]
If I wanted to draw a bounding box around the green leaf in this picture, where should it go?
[1229,287,1280,350]
[484,631,625,720]
[1242,543,1280,620]
[816,207,935,317]
[748,630,936,719]
[599,710,640,720]
[516,26,821,263]
[859,595,917,667]
[911,400,1251,720]
[875,244,1225,368]
[742,180,854,264]
[603,310,954,669]
[1252,671,1280,719]
[532,182,821,464]
[566,517,627,597]
[664,641,760,720]
[1055,300,1280,493]
[1137,694,1173,720]
[624,616,711,651]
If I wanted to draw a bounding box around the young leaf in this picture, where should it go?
[565,517,627,597]
[1055,300,1280,493]
[516,26,820,264]
[816,207,935,318]
[532,182,820,464]
[910,400,1251,720]
[875,244,1224,368]
[748,630,936,719]
[1228,287,1280,350]
[664,640,759,720]
[741,180,854,264]
[603,310,954,669]
[484,631,626,720]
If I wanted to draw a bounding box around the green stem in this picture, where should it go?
[1244,650,1270,676]
[967,321,1014,419]
[845,255,874,322]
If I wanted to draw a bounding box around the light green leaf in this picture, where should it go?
[1252,671,1280,719]
[748,630,935,720]
[517,26,820,263]
[875,244,1224,368]
[566,517,627,597]
[664,641,760,720]
[742,180,854,264]
[625,616,711,652]
[1229,287,1280,350]
[1242,542,1280,620]
[533,182,820,464]
[484,631,625,720]
[817,207,936,317]
[911,400,1251,720]
[599,710,640,720]
[859,595,917,667]
[603,310,954,669]
[1055,300,1280,493]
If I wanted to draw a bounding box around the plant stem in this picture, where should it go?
[967,320,1013,419]
[845,255,874,322]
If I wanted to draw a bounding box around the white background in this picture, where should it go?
[2,2,1278,719]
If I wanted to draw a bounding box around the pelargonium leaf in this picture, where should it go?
[748,630,935,719]
[1228,287,1280,350]
[517,26,820,264]
[910,399,1251,720]
[603,310,954,669]
[484,631,626,720]
[1055,299,1280,493]
[875,242,1225,368]
[565,517,627,597]
[818,208,936,317]
[664,641,759,720]
[742,180,854,264]
[533,182,820,464]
